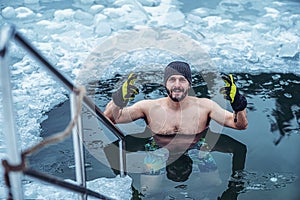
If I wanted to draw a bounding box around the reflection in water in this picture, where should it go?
[166,153,193,182]
[238,73,300,145]
[218,180,245,200]
[103,128,247,199]
[205,131,247,177]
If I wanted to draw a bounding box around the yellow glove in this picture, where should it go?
[220,73,247,112]
[112,72,139,108]
[220,74,237,103]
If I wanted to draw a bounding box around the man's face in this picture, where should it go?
[166,75,190,102]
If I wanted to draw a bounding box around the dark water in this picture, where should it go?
[29,72,300,200]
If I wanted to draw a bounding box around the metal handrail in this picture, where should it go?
[11,25,127,176]
[0,24,24,200]
[1,24,127,199]
[13,26,126,141]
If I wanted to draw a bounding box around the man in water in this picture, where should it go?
[104,61,248,176]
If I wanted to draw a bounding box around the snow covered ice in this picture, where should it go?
[1,0,300,199]
[21,175,132,200]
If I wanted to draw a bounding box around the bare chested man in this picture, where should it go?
[104,61,248,153]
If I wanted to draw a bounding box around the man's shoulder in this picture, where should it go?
[134,98,165,107]
[188,96,211,103]
[130,98,163,114]
[187,96,215,109]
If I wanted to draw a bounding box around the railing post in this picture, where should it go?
[70,93,87,200]
[0,24,23,199]
[118,140,126,177]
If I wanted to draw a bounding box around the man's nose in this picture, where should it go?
[174,79,181,86]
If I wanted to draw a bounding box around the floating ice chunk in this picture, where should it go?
[103,6,130,18]
[164,10,185,27]
[54,9,75,21]
[90,5,105,14]
[136,0,160,7]
[102,4,148,29]
[270,177,278,182]
[1,7,16,19]
[39,0,58,2]
[15,7,35,19]
[74,10,94,25]
[119,10,148,27]
[283,93,292,98]
[278,32,299,43]
[273,1,286,7]
[186,13,203,25]
[114,0,148,16]
[95,21,112,36]
[190,8,209,17]
[218,0,244,12]
[152,2,189,27]
[24,0,40,4]
[264,7,280,14]
[74,9,92,21]
[272,74,281,80]
[280,14,300,29]
[114,0,132,6]
[87,175,132,200]
[94,13,107,24]
[278,42,298,58]
[79,0,94,4]
[23,175,132,200]
[151,7,185,28]
[246,50,259,64]
[252,23,268,32]
[37,20,67,32]
[203,16,227,29]
[23,179,78,199]
[263,7,280,19]
[94,14,111,36]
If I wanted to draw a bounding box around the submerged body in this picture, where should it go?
[152,128,208,152]
[105,94,247,152]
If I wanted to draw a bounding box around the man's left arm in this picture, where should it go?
[209,100,248,130]
[233,109,248,130]
[219,73,248,130]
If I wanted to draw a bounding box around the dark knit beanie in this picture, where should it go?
[164,61,192,85]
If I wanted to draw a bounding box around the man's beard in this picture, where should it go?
[167,87,189,102]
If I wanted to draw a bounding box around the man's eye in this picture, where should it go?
[179,78,186,82]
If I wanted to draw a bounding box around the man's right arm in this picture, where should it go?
[104,72,142,124]
[104,100,122,123]
[104,100,145,124]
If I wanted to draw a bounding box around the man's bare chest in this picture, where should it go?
[146,107,209,134]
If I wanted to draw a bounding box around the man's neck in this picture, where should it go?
[166,96,189,110]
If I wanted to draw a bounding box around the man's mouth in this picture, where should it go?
[167,87,188,102]
[171,88,184,94]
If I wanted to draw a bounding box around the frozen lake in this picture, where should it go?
[1,0,299,199]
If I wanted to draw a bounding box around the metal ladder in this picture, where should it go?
[0,24,127,200]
